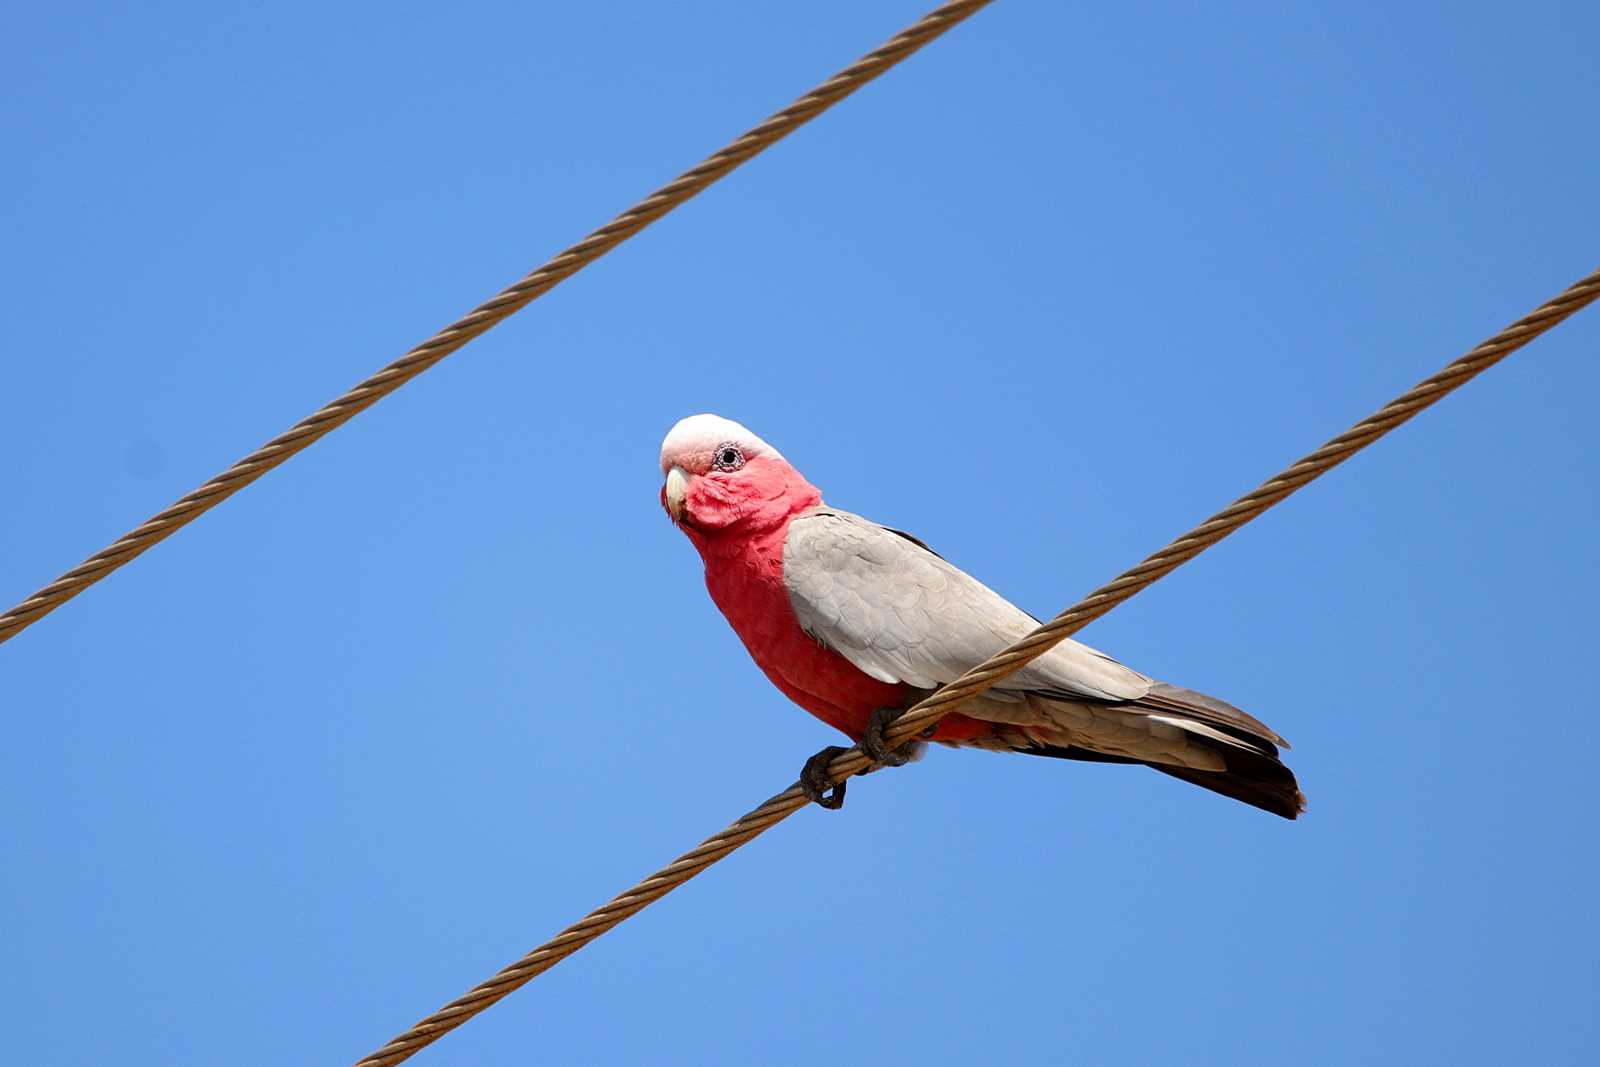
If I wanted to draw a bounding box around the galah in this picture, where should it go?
[659,414,1304,819]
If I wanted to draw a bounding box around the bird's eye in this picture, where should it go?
[713,444,745,472]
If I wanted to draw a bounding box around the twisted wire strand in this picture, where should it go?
[0,0,994,647]
[355,265,1600,1065]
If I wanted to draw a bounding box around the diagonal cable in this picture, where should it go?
[0,0,994,647]
[355,265,1599,1065]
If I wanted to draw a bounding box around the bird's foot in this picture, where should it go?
[799,746,852,810]
[800,710,931,810]
[862,706,922,767]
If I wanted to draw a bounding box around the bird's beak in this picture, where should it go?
[664,465,691,523]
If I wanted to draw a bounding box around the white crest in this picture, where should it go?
[659,413,785,473]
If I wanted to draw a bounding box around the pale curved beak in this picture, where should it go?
[664,465,691,523]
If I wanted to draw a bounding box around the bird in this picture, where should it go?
[659,413,1305,819]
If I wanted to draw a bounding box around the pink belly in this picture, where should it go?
[702,534,993,743]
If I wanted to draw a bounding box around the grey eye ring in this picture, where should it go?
[712,444,745,472]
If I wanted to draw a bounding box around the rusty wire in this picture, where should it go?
[0,0,1590,1056]
[0,0,994,647]
[355,266,1600,1064]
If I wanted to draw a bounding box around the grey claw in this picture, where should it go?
[863,707,914,767]
[800,746,850,810]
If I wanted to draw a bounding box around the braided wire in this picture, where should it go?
[0,0,994,647]
[356,267,1600,1064]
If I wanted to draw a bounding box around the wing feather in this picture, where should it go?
[783,508,1151,702]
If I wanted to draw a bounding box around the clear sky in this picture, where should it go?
[2,3,1596,1064]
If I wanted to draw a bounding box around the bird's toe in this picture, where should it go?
[799,746,851,810]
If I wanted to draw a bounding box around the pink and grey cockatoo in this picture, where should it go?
[660,414,1304,818]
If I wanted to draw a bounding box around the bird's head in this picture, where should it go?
[659,414,820,537]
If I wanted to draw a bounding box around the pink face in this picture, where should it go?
[658,414,816,536]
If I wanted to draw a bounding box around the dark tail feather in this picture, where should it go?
[1027,739,1306,820]
[1148,744,1306,820]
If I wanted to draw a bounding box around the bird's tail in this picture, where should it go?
[1022,737,1304,820]
[982,682,1306,820]
[1143,744,1305,820]
[1134,681,1305,819]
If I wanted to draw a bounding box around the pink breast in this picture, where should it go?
[698,524,993,743]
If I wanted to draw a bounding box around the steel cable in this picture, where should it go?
[354,267,1600,1065]
[0,0,994,647]
[2,0,1591,1058]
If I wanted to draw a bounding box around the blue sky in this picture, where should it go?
[2,2,1596,1064]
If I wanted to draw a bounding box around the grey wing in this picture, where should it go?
[781,507,1299,810]
[781,507,1152,702]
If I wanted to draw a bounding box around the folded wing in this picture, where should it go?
[782,507,1151,702]
[782,507,1303,818]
